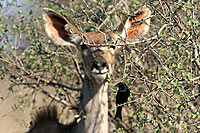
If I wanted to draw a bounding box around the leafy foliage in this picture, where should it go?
[0,0,199,132]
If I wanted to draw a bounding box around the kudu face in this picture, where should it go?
[81,44,116,81]
[43,6,151,84]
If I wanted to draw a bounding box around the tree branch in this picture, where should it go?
[108,110,135,133]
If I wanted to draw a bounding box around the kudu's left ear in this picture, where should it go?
[43,8,82,47]
[117,6,151,41]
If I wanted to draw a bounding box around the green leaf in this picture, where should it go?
[8,2,14,6]
[140,113,145,118]
[187,72,191,79]
[169,37,176,41]
[188,20,192,26]
[76,118,81,123]
[172,79,178,87]
[112,87,117,92]
[182,121,188,129]
[18,10,23,15]
[26,0,32,3]
[8,86,13,92]
[108,5,114,9]
[191,114,197,118]
[176,104,181,109]
[88,20,93,24]
[191,19,198,23]
[157,82,162,88]
[74,115,79,118]
[20,119,25,122]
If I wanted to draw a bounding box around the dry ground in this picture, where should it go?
[0,77,76,133]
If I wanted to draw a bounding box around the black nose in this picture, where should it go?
[92,61,107,71]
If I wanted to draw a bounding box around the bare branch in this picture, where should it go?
[85,23,175,47]
[108,110,135,133]
[39,86,77,108]
[98,0,125,30]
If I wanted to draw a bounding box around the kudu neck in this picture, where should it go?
[76,77,109,133]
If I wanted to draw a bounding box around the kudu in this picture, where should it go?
[28,6,151,133]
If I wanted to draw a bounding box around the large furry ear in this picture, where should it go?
[43,8,82,46]
[117,6,151,41]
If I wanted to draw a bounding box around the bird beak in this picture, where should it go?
[115,82,124,87]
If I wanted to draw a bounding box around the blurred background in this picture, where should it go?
[0,0,199,132]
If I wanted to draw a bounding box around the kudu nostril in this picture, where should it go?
[92,61,107,71]
[101,62,106,68]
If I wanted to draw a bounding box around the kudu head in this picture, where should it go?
[43,6,151,84]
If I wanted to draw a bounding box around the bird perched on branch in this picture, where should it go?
[114,82,130,120]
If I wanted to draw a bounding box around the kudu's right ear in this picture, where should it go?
[43,8,82,46]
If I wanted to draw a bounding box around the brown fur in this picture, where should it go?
[28,6,151,133]
[31,106,59,127]
[28,106,76,133]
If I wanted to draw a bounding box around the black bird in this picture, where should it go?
[114,82,130,120]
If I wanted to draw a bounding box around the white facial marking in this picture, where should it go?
[91,68,108,74]
[92,73,107,81]
[101,67,109,73]
[91,67,109,81]
[91,68,100,74]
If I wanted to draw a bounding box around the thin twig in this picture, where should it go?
[39,86,76,108]
[98,0,124,30]
[85,23,174,47]
[164,1,200,70]
[72,57,83,82]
